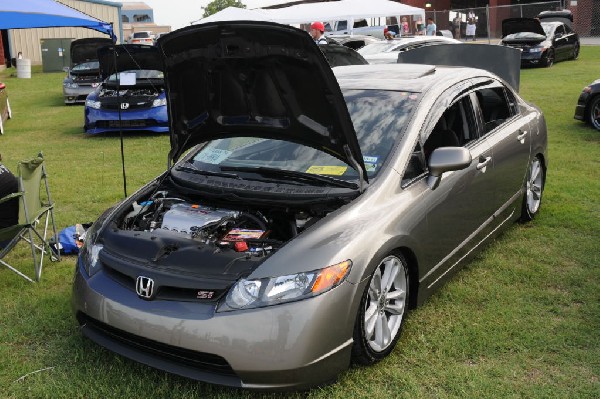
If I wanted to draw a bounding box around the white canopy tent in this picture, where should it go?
[197,0,425,32]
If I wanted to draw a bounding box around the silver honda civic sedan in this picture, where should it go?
[72,22,547,390]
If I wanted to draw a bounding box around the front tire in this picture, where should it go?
[521,156,545,222]
[543,49,554,68]
[572,44,580,60]
[352,253,409,365]
[587,95,600,131]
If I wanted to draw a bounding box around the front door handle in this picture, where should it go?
[517,130,527,144]
[476,156,492,172]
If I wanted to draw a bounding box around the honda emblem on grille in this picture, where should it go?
[136,276,155,299]
[120,102,129,110]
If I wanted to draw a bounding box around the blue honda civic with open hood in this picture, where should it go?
[84,45,168,134]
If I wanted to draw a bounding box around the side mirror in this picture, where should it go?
[554,32,563,39]
[427,147,472,190]
[63,66,70,73]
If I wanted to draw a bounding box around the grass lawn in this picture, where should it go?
[0,48,599,398]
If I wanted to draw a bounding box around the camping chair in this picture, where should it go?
[0,153,60,282]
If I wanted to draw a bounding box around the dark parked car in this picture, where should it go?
[72,22,547,390]
[501,17,579,67]
[327,34,382,50]
[0,82,11,134]
[83,45,168,135]
[574,78,600,130]
[63,38,114,104]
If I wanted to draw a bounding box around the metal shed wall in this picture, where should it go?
[8,0,121,65]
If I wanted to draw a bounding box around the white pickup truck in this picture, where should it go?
[324,19,387,39]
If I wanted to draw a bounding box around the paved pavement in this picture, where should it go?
[580,37,600,45]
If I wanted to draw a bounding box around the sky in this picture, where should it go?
[107,0,296,31]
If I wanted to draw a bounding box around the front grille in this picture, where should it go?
[77,313,237,377]
[96,119,155,128]
[102,101,153,110]
[103,263,226,302]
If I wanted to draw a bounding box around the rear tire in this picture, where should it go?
[587,95,600,131]
[521,156,545,222]
[352,253,409,365]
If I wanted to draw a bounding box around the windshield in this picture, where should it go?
[72,61,100,72]
[190,89,419,181]
[107,69,163,82]
[358,42,398,55]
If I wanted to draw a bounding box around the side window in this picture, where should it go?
[474,86,512,134]
[337,20,348,31]
[555,25,565,36]
[423,97,476,161]
[402,95,477,185]
[402,142,426,184]
[564,24,573,34]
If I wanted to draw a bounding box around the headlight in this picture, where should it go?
[64,82,78,89]
[529,47,544,53]
[85,99,101,109]
[79,220,103,277]
[221,260,352,311]
[152,98,167,107]
[583,86,592,93]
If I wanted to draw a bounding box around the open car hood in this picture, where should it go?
[156,21,368,179]
[97,44,164,81]
[70,38,114,66]
[502,18,546,38]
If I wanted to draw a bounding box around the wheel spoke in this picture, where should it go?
[374,313,391,348]
[365,303,378,338]
[381,259,399,292]
[369,268,382,297]
[386,289,405,301]
[530,162,540,182]
[385,300,405,315]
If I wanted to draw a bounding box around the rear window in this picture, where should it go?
[133,32,151,38]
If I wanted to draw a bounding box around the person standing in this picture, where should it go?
[453,15,461,39]
[401,17,410,36]
[426,18,437,36]
[466,11,477,41]
[310,21,327,45]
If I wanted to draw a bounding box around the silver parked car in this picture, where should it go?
[63,38,113,105]
[72,22,548,390]
[358,35,461,64]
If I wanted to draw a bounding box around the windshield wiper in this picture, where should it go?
[220,166,358,190]
[175,163,240,179]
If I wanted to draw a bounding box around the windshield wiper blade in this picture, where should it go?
[220,166,358,189]
[175,164,240,179]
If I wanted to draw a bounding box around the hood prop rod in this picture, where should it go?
[343,144,365,193]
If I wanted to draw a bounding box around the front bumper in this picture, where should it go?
[84,105,169,134]
[574,91,590,121]
[519,50,546,66]
[72,260,361,390]
[64,85,97,104]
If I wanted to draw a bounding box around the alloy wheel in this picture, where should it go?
[363,255,408,352]
[526,157,543,215]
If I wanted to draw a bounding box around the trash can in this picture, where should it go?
[17,58,31,78]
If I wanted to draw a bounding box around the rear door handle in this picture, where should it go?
[476,156,492,172]
[517,130,527,144]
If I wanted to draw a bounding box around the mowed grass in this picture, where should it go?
[0,48,599,398]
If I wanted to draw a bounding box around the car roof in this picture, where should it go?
[359,36,459,54]
[333,63,489,93]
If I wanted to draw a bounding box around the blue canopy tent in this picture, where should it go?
[0,0,115,40]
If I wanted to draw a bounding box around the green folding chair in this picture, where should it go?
[0,153,60,282]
